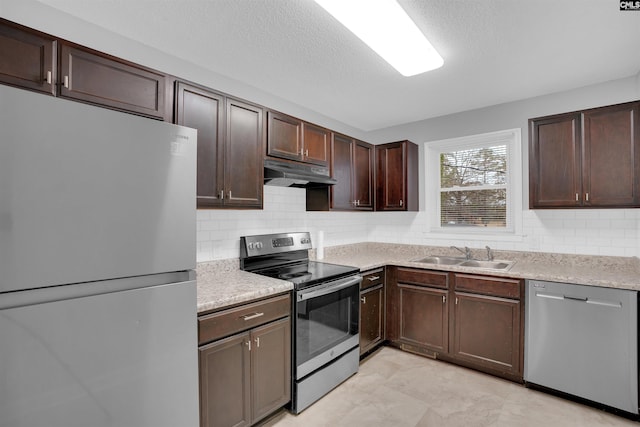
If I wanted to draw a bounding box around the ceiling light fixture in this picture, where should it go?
[314,0,444,77]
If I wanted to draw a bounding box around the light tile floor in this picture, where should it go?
[262,346,638,427]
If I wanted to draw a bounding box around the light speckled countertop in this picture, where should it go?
[197,242,640,314]
[312,242,640,291]
[196,258,292,314]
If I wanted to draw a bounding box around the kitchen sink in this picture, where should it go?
[412,256,515,271]
[412,256,466,265]
[458,259,515,270]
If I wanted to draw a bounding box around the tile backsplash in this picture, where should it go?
[196,186,640,262]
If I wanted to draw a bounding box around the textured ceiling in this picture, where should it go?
[34,0,640,131]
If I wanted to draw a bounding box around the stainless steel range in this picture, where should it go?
[240,232,361,413]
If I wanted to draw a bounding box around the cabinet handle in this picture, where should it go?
[585,192,589,202]
[228,190,232,199]
[367,276,380,281]
[219,190,224,200]
[455,297,458,305]
[255,337,260,348]
[63,75,69,88]
[400,199,403,207]
[360,296,366,304]
[442,295,446,304]
[300,148,305,156]
[45,71,52,84]
[242,312,264,321]
[575,193,579,202]
[246,340,251,351]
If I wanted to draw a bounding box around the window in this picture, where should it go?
[426,128,521,234]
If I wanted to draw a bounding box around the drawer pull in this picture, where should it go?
[45,71,52,84]
[242,312,264,321]
[360,296,366,304]
[64,75,69,88]
[367,276,380,281]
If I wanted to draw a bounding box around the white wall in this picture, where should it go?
[197,186,370,261]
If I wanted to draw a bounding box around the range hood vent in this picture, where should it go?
[264,158,337,188]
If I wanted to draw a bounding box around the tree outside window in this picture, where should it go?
[440,145,507,228]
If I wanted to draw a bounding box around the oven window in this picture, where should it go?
[296,284,359,366]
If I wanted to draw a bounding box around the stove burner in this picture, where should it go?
[279,272,312,281]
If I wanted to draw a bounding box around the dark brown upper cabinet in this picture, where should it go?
[175,82,224,207]
[376,140,419,211]
[331,133,374,210]
[267,111,330,166]
[529,101,640,208]
[225,98,264,208]
[175,81,264,209]
[0,19,56,95]
[59,43,166,120]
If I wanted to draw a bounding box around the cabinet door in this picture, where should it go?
[175,82,224,208]
[225,99,264,208]
[529,113,581,208]
[398,283,448,353]
[267,111,302,161]
[353,140,374,210]
[251,317,291,423]
[303,122,330,166]
[199,332,251,427]
[59,43,165,119]
[583,102,640,207]
[377,142,406,210]
[331,133,355,210]
[360,285,384,355]
[376,141,418,211]
[0,20,56,94]
[452,292,520,376]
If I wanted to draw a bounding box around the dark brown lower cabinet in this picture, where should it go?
[198,294,291,427]
[452,292,521,376]
[387,267,524,382]
[451,273,523,380]
[359,268,385,355]
[251,319,291,423]
[199,332,251,427]
[398,284,448,354]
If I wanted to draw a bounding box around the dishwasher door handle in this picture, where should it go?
[536,291,622,308]
[564,295,588,302]
[535,292,564,300]
[586,299,623,308]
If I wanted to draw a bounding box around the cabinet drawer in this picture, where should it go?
[198,293,291,345]
[396,268,448,289]
[361,268,384,290]
[454,274,521,299]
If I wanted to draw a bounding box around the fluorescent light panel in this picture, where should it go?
[315,0,443,76]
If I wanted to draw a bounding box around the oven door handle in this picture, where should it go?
[297,275,362,302]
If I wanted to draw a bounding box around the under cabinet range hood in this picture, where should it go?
[264,158,337,187]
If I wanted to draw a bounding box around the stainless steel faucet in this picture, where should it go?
[486,246,494,261]
[451,246,472,260]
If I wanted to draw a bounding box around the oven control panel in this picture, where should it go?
[272,237,294,248]
[240,232,314,258]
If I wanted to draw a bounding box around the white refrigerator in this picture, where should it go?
[0,85,200,427]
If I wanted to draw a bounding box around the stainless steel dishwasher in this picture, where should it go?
[525,280,638,415]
